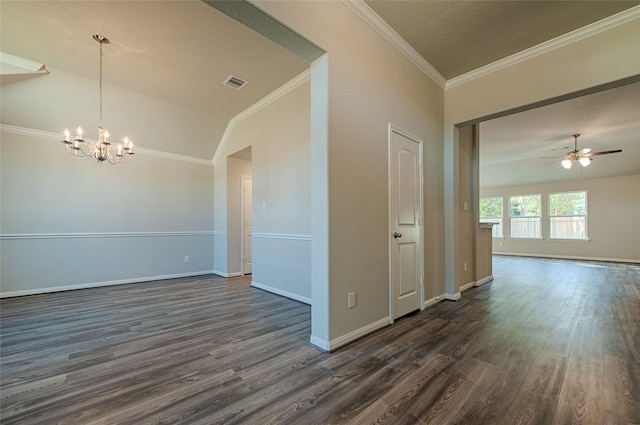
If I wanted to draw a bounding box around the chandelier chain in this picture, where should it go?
[61,34,134,164]
[98,38,103,127]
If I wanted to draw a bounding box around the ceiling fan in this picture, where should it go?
[559,133,622,169]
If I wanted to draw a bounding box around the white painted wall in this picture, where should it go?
[481,174,640,262]
[1,68,215,297]
[226,156,252,276]
[255,1,445,349]
[212,78,312,301]
[444,18,640,295]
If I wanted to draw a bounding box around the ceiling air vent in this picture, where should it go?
[223,75,248,90]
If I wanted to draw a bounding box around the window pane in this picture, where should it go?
[480,197,503,237]
[509,194,541,239]
[510,195,541,217]
[550,217,586,239]
[480,197,502,218]
[550,192,586,216]
[549,191,587,240]
[510,217,541,238]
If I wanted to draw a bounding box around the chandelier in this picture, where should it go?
[61,35,134,164]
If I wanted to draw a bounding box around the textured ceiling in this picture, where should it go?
[363,0,640,187]
[365,0,639,80]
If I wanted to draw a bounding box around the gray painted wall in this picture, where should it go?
[213,79,311,301]
[480,174,640,262]
[1,68,215,296]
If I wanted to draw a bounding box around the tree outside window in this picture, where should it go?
[479,197,503,237]
[549,191,587,239]
[509,194,541,238]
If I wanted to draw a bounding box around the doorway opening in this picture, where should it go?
[227,146,252,277]
[241,174,252,275]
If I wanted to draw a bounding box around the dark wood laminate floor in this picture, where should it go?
[1,256,639,424]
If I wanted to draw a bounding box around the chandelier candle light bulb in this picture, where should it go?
[61,35,134,164]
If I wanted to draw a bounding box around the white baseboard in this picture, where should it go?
[424,293,446,308]
[309,335,331,352]
[212,270,242,278]
[460,281,475,292]
[251,281,311,305]
[445,292,461,301]
[310,316,391,352]
[475,275,494,286]
[494,252,640,264]
[0,270,215,298]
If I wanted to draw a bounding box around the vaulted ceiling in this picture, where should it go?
[1,0,639,186]
[0,0,310,159]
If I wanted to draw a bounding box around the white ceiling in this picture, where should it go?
[0,0,309,159]
[1,0,639,186]
[479,82,640,187]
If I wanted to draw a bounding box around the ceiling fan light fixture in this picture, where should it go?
[579,157,592,167]
[561,159,573,169]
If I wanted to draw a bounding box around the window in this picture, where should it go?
[549,191,587,240]
[479,197,503,237]
[509,194,541,238]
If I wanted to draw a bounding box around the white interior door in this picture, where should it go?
[242,175,253,275]
[390,126,423,319]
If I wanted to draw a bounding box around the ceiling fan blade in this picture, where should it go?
[577,148,591,155]
[585,149,623,157]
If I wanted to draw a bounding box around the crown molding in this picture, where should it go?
[342,1,639,91]
[342,0,446,89]
[0,51,47,74]
[446,5,640,89]
[0,123,213,166]
[212,68,311,164]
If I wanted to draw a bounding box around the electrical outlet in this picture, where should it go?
[348,292,357,309]
[184,256,190,263]
[463,262,468,272]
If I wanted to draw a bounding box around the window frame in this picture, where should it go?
[509,194,542,239]
[548,190,588,241]
[479,196,504,238]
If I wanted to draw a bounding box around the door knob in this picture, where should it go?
[393,232,402,238]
